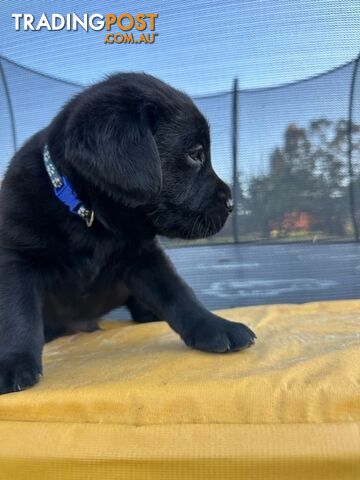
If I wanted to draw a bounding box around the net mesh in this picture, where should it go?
[2,55,360,310]
[2,55,359,245]
[238,60,358,243]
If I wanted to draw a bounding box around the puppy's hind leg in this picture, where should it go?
[126,295,162,324]
[44,318,101,342]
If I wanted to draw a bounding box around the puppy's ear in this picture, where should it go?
[64,105,162,206]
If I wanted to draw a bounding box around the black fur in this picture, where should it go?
[0,73,256,394]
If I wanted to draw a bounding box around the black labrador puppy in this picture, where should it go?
[0,73,256,394]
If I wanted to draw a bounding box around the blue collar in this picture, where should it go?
[43,145,95,227]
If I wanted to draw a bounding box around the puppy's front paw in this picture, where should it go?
[182,315,256,353]
[0,353,42,394]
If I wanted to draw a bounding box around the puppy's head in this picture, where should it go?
[150,94,233,239]
[64,73,232,239]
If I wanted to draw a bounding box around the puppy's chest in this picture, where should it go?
[57,243,124,295]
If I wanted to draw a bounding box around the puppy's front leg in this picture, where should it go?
[125,246,256,352]
[0,250,44,394]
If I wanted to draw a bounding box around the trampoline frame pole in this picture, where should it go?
[0,56,17,153]
[347,54,360,242]
[232,78,239,243]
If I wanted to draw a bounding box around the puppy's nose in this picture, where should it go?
[225,198,234,213]
[216,186,233,213]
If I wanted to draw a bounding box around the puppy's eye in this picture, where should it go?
[187,146,205,166]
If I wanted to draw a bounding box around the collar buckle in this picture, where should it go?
[54,177,81,213]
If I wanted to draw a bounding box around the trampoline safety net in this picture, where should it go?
[1,55,360,247]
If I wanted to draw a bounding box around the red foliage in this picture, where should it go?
[281,211,316,232]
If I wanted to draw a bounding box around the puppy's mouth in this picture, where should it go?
[147,205,228,240]
[185,213,225,239]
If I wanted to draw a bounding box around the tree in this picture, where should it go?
[243,118,360,240]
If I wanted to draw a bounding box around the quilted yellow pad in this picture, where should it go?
[0,300,359,479]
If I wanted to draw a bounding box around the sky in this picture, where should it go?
[0,0,359,183]
[0,0,359,95]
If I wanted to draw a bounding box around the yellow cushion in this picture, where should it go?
[0,300,359,479]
